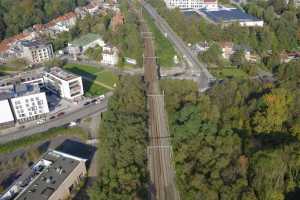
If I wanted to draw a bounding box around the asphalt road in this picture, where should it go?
[142,1,215,90]
[0,101,108,144]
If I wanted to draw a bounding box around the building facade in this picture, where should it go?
[164,0,218,9]
[10,86,49,123]
[101,45,119,65]
[20,40,54,64]
[0,99,15,127]
[43,67,84,100]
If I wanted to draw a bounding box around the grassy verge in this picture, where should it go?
[143,9,177,68]
[0,127,87,154]
[64,63,118,96]
[211,67,249,79]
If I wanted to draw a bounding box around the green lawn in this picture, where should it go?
[143,9,177,68]
[0,127,87,154]
[64,63,118,96]
[211,67,249,79]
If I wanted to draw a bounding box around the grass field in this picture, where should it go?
[0,127,87,154]
[143,9,177,68]
[64,63,118,96]
[211,67,249,79]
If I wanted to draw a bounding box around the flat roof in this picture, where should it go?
[20,40,50,49]
[69,33,102,47]
[0,100,14,124]
[1,150,86,200]
[47,67,78,81]
[200,8,261,23]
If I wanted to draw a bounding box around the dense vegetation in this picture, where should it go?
[88,76,148,200]
[147,0,300,75]
[160,57,300,199]
[0,0,88,40]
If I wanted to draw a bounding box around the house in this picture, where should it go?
[68,33,105,56]
[111,10,125,32]
[43,67,84,101]
[84,3,100,15]
[220,42,234,59]
[191,41,210,55]
[47,12,77,34]
[101,45,119,65]
[0,150,87,200]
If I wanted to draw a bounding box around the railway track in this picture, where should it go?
[135,2,180,199]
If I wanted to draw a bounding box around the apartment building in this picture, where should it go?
[10,84,49,123]
[20,40,54,64]
[43,67,84,100]
[164,0,218,9]
[0,99,15,127]
[0,150,87,200]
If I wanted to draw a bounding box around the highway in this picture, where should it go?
[0,101,108,144]
[137,2,180,199]
[142,1,215,91]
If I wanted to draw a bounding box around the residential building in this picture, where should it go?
[0,99,15,127]
[164,0,218,9]
[111,10,125,32]
[0,150,87,200]
[43,67,84,100]
[220,42,234,59]
[68,33,105,56]
[20,40,54,64]
[101,45,119,65]
[10,84,49,123]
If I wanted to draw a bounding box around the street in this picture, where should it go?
[142,1,215,91]
[0,100,108,144]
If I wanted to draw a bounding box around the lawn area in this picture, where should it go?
[211,67,249,79]
[0,127,87,154]
[64,63,118,96]
[143,9,177,68]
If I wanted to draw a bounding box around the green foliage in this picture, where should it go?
[160,77,300,200]
[0,127,87,154]
[88,76,148,199]
[0,0,88,39]
[199,43,224,66]
[84,45,103,61]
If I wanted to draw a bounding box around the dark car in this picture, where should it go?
[84,102,91,106]
[57,112,65,117]
[50,116,56,120]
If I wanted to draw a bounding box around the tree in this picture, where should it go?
[230,49,245,67]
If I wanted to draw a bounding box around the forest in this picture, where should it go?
[0,0,88,40]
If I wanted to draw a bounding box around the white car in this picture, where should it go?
[36,119,45,125]
[99,95,105,101]
[69,121,77,127]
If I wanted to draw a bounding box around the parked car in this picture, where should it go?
[50,116,56,120]
[68,121,77,127]
[57,112,65,117]
[99,95,105,101]
[84,102,91,106]
[36,119,45,125]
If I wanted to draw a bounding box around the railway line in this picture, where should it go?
[137,2,180,199]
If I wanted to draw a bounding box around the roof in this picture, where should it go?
[201,8,261,23]
[20,40,50,49]
[2,150,86,200]
[69,33,102,47]
[47,67,79,81]
[0,33,32,53]
[0,100,14,124]
[14,84,41,97]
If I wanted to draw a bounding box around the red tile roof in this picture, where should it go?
[0,32,31,53]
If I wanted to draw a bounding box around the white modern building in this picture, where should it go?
[20,40,54,64]
[10,84,49,123]
[43,67,84,100]
[101,45,119,66]
[0,99,15,127]
[164,0,218,9]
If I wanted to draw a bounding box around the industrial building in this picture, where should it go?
[43,67,84,100]
[198,7,264,27]
[0,150,87,200]
[164,0,218,9]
